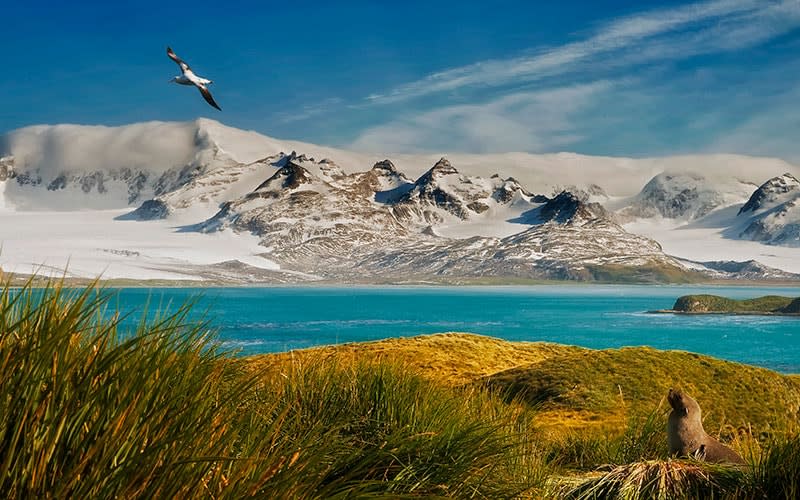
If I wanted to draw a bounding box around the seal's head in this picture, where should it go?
[668,388,701,419]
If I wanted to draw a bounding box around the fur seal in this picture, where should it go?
[667,389,744,464]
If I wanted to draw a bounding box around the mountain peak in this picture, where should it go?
[368,159,410,184]
[738,172,800,215]
[430,157,457,175]
[254,160,316,192]
[415,157,458,185]
[371,159,398,174]
[539,190,609,224]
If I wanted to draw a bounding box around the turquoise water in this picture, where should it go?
[110,285,800,373]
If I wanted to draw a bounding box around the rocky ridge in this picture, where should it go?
[125,153,690,282]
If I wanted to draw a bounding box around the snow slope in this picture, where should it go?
[0,209,278,280]
[621,173,800,271]
[624,215,800,274]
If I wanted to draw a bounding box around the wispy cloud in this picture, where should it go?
[365,0,798,104]
[277,0,800,158]
[273,97,344,123]
[351,81,615,153]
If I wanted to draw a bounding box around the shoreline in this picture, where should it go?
[648,309,800,317]
[4,272,800,289]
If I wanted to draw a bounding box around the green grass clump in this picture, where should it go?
[544,406,670,471]
[743,434,800,499]
[672,294,797,313]
[256,359,546,497]
[0,278,305,498]
[562,434,800,500]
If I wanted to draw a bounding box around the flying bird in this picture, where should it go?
[167,46,221,111]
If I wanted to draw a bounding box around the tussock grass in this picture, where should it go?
[0,279,548,498]
[743,434,800,499]
[254,358,546,497]
[543,405,669,472]
[0,277,300,498]
[562,434,800,500]
[564,460,745,500]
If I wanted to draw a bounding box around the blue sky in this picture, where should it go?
[4,0,800,159]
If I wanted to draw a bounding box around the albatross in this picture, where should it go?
[167,46,221,111]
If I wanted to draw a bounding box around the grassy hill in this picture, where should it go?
[481,347,800,436]
[249,333,800,437]
[247,333,583,385]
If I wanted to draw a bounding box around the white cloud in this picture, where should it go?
[351,81,614,154]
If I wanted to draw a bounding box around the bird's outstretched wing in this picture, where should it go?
[166,46,190,72]
[197,85,222,111]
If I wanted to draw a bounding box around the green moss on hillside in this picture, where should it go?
[584,263,701,284]
[783,298,800,313]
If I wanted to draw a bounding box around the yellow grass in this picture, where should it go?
[247,333,800,438]
[247,332,582,385]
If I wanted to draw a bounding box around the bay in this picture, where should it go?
[109,285,800,373]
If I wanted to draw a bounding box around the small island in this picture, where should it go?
[653,294,800,315]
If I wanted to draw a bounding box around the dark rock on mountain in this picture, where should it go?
[736,173,800,247]
[253,161,314,192]
[539,191,608,224]
[739,173,799,215]
[122,199,171,220]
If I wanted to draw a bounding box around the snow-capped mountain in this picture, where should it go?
[184,152,682,281]
[199,157,412,273]
[619,172,757,221]
[0,119,368,211]
[736,173,800,246]
[1,119,799,282]
[392,158,536,226]
[0,121,210,210]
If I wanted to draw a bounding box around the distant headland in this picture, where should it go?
[652,294,800,315]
